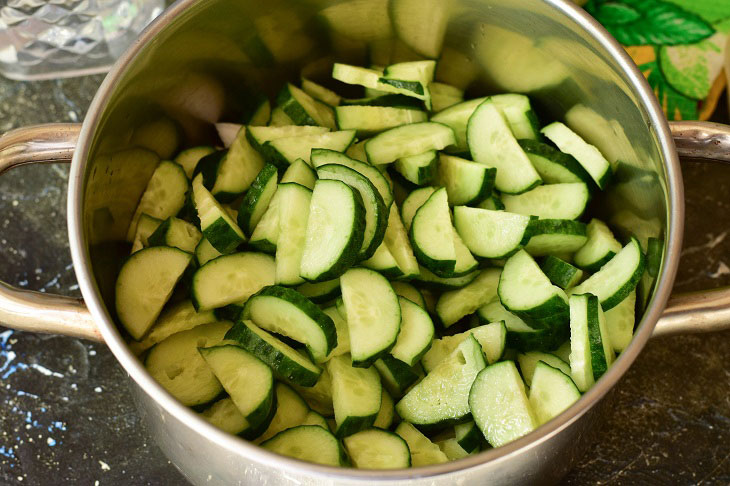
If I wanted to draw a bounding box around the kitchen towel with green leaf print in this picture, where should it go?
[583,0,730,120]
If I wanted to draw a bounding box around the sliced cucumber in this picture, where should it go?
[200,397,248,435]
[498,250,569,329]
[469,361,537,447]
[248,98,272,126]
[275,183,312,285]
[317,164,387,261]
[328,355,382,437]
[247,125,329,162]
[437,438,475,460]
[332,63,424,102]
[524,219,587,257]
[390,296,434,366]
[361,241,404,279]
[396,335,486,430]
[409,188,455,277]
[191,252,275,311]
[571,238,645,311]
[430,97,486,152]
[435,268,501,327]
[491,93,540,140]
[467,99,541,195]
[262,425,347,466]
[542,121,612,190]
[383,61,436,110]
[291,367,334,416]
[452,225,478,277]
[438,154,496,206]
[145,322,231,406]
[237,164,279,235]
[540,255,584,290]
[243,285,337,363]
[335,105,427,136]
[175,146,215,179]
[568,293,614,391]
[517,351,571,387]
[127,160,189,242]
[365,122,455,165]
[343,428,411,469]
[374,356,421,398]
[453,207,532,259]
[193,174,246,253]
[401,186,436,231]
[518,139,592,185]
[311,148,394,209]
[301,77,342,107]
[373,388,396,430]
[604,290,636,353]
[421,322,506,373]
[268,107,295,127]
[477,194,505,211]
[395,422,448,466]
[130,213,162,254]
[501,182,589,220]
[255,383,310,444]
[389,0,450,58]
[394,150,437,186]
[281,157,317,189]
[390,281,426,309]
[454,420,481,453]
[414,265,480,291]
[300,179,365,281]
[147,216,202,253]
[341,94,424,109]
[225,320,321,387]
[276,83,336,128]
[323,306,351,359]
[529,362,581,425]
[116,246,192,340]
[340,267,401,367]
[267,130,356,167]
[429,82,464,112]
[301,410,329,429]
[573,219,622,272]
[478,299,567,352]
[296,279,341,304]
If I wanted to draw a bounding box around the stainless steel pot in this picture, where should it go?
[1,0,730,484]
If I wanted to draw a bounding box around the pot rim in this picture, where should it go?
[67,0,683,480]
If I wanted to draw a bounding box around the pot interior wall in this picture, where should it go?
[81,0,667,338]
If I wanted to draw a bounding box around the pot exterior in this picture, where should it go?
[68,0,682,484]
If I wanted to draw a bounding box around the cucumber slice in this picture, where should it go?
[409,188,455,277]
[237,164,279,235]
[436,268,501,327]
[267,130,356,167]
[130,213,162,254]
[199,345,275,434]
[263,425,347,466]
[414,266,480,291]
[389,0,451,58]
[498,250,569,329]
[469,361,537,447]
[301,410,329,429]
[255,383,311,444]
[540,255,584,290]
[147,217,202,253]
[345,140,368,162]
[268,107,295,127]
[127,300,217,355]
[396,335,486,429]
[145,322,231,406]
[390,281,426,308]
[247,125,329,162]
[438,154,496,206]
[248,98,272,126]
[281,158,317,188]
[340,268,402,367]
[116,246,192,340]
[193,174,246,253]
[127,160,189,241]
[365,122,455,164]
[301,77,342,107]
[453,207,532,259]
[291,367,334,416]
[573,219,622,272]
[191,252,275,311]
[276,183,312,285]
[311,148,394,209]
[529,362,581,425]
[332,63,424,102]
[451,217,479,276]
[342,93,423,109]
[383,61,436,110]
[361,242,404,279]
[430,82,464,112]
[317,164,387,261]
[300,179,365,281]
[477,194,505,211]
[249,191,281,254]
[276,83,336,129]
[343,428,411,469]
[478,299,567,352]
[437,438,475,460]
[296,279,340,304]
[335,105,427,136]
[517,351,571,387]
[225,320,322,387]
[200,397,247,435]
[569,293,614,391]
[454,420,481,453]
[430,97,486,152]
[518,139,592,185]
[542,122,612,190]
[175,146,215,179]
[401,186,436,231]
[373,388,395,429]
[524,219,588,257]
[243,285,337,363]
[467,99,541,195]
[395,422,448,466]
[491,93,540,140]
[390,296,434,366]
[394,150,437,186]
[501,182,590,220]
[323,306,351,359]
[604,290,636,353]
[422,322,506,374]
[374,356,420,398]
[571,238,645,311]
[328,355,382,437]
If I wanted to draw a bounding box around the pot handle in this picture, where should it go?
[653,121,730,338]
[0,124,102,342]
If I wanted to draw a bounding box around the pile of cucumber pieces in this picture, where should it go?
[116,57,657,469]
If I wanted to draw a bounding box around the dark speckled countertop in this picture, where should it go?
[1,74,729,485]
